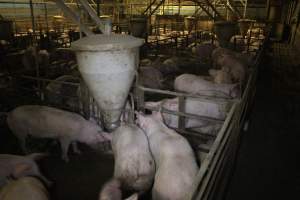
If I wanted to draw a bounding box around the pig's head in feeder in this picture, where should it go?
[71,34,144,131]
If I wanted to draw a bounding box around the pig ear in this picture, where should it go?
[13,163,31,178]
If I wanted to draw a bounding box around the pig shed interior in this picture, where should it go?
[0,0,300,200]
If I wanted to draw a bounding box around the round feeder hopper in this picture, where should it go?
[184,16,196,32]
[71,34,144,131]
[213,21,237,48]
[130,16,147,38]
[238,19,254,37]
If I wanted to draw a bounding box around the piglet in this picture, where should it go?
[99,178,138,200]
[0,153,51,187]
[174,74,239,98]
[0,177,49,200]
[136,111,198,200]
[111,124,155,193]
[7,105,111,162]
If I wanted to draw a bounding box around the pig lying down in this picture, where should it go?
[111,123,155,193]
[145,97,228,135]
[0,177,49,200]
[0,153,51,187]
[99,178,138,200]
[174,74,239,98]
[136,111,198,200]
[7,105,111,162]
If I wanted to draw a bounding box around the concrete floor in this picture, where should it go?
[225,55,300,199]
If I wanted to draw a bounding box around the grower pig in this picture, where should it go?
[112,124,155,192]
[136,111,198,200]
[145,97,227,135]
[99,178,138,200]
[174,74,239,98]
[0,177,49,200]
[7,105,111,162]
[45,75,79,108]
[0,153,51,187]
[208,69,233,84]
[192,43,216,63]
[216,53,247,83]
[139,66,164,89]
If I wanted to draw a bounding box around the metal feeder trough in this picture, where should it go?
[213,21,237,48]
[71,34,144,131]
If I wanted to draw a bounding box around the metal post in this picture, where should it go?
[243,0,248,18]
[29,0,36,37]
[97,0,100,16]
[44,0,49,34]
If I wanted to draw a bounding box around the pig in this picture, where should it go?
[0,177,49,200]
[174,74,239,98]
[191,43,216,63]
[139,66,164,89]
[45,75,79,108]
[208,69,233,84]
[99,178,138,200]
[212,47,253,68]
[7,105,111,162]
[135,111,199,200]
[0,153,51,187]
[145,97,227,135]
[216,53,247,83]
[111,124,155,192]
[160,57,180,75]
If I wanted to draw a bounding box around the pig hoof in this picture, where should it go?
[73,149,82,155]
[62,156,70,163]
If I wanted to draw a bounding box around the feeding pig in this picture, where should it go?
[0,177,49,200]
[7,105,111,162]
[136,111,199,200]
[174,74,239,98]
[145,97,227,135]
[0,153,51,187]
[99,178,138,200]
[111,123,155,192]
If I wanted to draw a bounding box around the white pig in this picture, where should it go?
[0,177,49,200]
[216,53,247,83]
[99,178,138,200]
[145,97,227,135]
[0,153,51,187]
[174,74,239,98]
[7,105,111,162]
[136,111,198,200]
[208,69,233,84]
[112,124,155,192]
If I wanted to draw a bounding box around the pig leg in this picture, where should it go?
[71,142,81,154]
[59,137,71,162]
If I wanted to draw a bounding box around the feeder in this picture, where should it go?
[71,34,144,131]
[130,16,147,38]
[238,19,254,37]
[213,21,237,48]
[184,16,196,32]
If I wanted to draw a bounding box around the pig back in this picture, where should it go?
[0,177,49,200]
[112,124,155,192]
[7,105,84,138]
